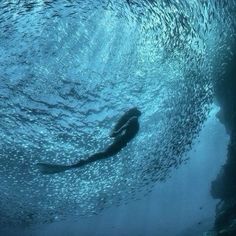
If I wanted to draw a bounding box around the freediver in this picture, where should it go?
[37,107,141,175]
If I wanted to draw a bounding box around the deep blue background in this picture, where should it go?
[0,1,236,235]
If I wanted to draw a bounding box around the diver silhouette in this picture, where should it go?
[37,107,141,174]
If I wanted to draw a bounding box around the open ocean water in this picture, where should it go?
[0,1,236,235]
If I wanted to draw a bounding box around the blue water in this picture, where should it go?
[0,0,235,235]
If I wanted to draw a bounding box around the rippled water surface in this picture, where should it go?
[0,0,236,226]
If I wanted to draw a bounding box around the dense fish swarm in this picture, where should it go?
[0,0,235,227]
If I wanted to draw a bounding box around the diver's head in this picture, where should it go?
[129,107,141,117]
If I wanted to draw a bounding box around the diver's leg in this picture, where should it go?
[38,139,127,174]
[37,152,106,174]
[71,137,127,169]
[71,151,108,168]
[104,138,126,156]
[71,140,125,168]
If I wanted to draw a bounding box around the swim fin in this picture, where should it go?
[36,163,72,175]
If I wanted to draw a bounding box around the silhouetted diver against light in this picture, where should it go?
[110,107,141,138]
[37,107,141,175]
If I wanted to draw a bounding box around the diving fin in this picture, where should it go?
[36,163,72,175]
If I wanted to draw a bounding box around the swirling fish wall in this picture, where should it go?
[0,0,235,226]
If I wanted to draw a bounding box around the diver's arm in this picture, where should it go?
[112,122,129,136]
[111,116,138,137]
[110,107,140,138]
[110,116,128,137]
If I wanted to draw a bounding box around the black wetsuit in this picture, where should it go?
[37,107,141,174]
[71,116,140,168]
[110,107,141,138]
